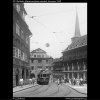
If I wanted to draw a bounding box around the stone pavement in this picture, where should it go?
[65,83,87,94]
[13,83,38,93]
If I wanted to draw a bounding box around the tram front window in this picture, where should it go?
[43,74,46,77]
[47,74,49,77]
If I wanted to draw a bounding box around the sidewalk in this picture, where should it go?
[65,83,87,94]
[13,83,38,93]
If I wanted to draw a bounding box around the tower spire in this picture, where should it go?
[71,6,81,42]
[75,7,81,37]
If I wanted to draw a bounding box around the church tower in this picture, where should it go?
[71,8,81,42]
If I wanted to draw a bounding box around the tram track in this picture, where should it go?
[47,84,72,97]
[13,83,87,97]
[59,84,72,97]
[45,84,59,97]
[62,84,87,97]
[29,83,52,96]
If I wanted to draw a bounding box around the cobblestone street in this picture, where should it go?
[13,83,87,97]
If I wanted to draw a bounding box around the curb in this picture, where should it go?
[65,84,87,95]
[13,84,38,93]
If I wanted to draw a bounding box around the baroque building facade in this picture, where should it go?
[13,3,32,87]
[30,48,53,79]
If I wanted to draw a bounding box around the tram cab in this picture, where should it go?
[37,70,51,85]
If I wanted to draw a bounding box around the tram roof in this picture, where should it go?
[39,70,50,74]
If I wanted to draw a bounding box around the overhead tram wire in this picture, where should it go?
[27,5,86,44]
[31,5,86,18]
[28,15,71,44]
[27,5,86,34]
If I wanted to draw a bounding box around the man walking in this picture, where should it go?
[19,78,23,87]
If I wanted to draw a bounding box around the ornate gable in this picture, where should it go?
[31,48,46,53]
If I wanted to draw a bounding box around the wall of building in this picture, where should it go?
[13,3,32,87]
[30,49,53,78]
[53,46,87,84]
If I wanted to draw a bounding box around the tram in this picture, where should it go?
[37,70,51,85]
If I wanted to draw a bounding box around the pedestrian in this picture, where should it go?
[80,78,83,86]
[69,79,71,84]
[57,79,60,85]
[73,78,75,85]
[32,77,35,85]
[29,78,32,84]
[19,78,23,87]
[71,78,73,85]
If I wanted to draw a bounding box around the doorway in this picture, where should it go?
[16,74,19,86]
[16,69,19,86]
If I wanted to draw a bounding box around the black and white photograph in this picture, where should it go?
[13,2,87,99]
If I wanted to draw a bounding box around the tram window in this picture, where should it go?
[40,74,42,77]
[47,74,49,77]
[38,74,40,77]
[43,74,46,77]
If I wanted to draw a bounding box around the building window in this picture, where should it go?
[15,48,18,58]
[42,60,46,64]
[46,60,48,63]
[31,59,33,63]
[21,30,24,40]
[16,23,20,36]
[34,55,36,58]
[24,53,28,62]
[37,55,41,58]
[22,11,25,20]
[21,51,24,61]
[16,3,20,13]
[26,36,29,45]
[23,53,25,61]
[33,60,38,64]
[18,49,21,59]
[38,59,42,63]
[32,66,34,70]
[42,55,44,58]
[13,47,16,57]
[38,66,42,69]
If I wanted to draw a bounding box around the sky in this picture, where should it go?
[24,3,87,59]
